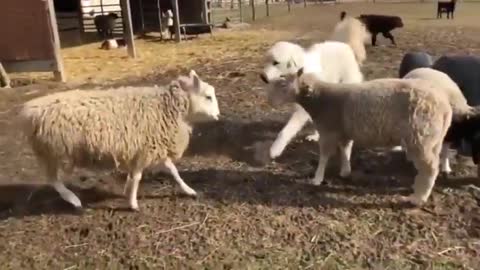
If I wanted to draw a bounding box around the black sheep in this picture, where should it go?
[94,13,119,39]
[357,14,404,46]
[432,55,480,106]
[398,51,433,78]
[437,0,457,19]
[432,55,480,159]
[444,106,480,166]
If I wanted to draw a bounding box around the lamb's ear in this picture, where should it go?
[189,69,198,78]
[297,67,304,78]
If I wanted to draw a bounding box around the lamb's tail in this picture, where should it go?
[445,106,480,147]
[329,16,370,65]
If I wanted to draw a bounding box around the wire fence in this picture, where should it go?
[209,0,336,26]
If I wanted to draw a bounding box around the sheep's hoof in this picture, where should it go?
[399,195,425,207]
[305,133,320,142]
[311,178,324,186]
[439,171,451,179]
[182,187,198,197]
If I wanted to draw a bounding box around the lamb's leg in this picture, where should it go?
[311,138,336,186]
[403,143,441,206]
[270,105,311,159]
[127,170,143,211]
[163,158,197,196]
[338,140,353,178]
[46,161,82,208]
[440,142,452,174]
[382,32,396,46]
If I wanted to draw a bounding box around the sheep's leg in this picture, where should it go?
[311,138,336,186]
[46,161,82,208]
[371,33,378,46]
[127,170,143,211]
[440,142,452,174]
[391,145,403,152]
[338,140,353,178]
[270,106,311,159]
[382,32,396,46]
[403,143,441,206]
[123,173,133,196]
[163,158,197,196]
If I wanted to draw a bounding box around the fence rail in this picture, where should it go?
[209,0,336,26]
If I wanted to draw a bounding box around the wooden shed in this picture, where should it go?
[0,0,66,82]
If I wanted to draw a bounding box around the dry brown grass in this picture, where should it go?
[1,2,480,269]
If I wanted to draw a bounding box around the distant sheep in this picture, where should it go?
[94,12,119,39]
[398,51,434,78]
[259,40,363,179]
[437,0,457,19]
[18,70,220,211]
[357,14,404,46]
[403,67,470,174]
[330,12,370,66]
[267,68,454,206]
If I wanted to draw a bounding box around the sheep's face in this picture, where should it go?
[179,70,220,122]
[266,73,299,108]
[260,41,305,84]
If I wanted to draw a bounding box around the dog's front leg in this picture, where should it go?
[270,105,311,159]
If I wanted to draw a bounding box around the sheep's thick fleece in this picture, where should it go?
[296,77,452,149]
[403,67,469,114]
[19,83,192,171]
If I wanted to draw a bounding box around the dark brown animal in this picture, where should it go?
[94,13,119,39]
[357,14,404,46]
[437,0,457,19]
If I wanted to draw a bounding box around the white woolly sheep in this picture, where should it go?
[329,15,370,66]
[266,68,453,206]
[18,70,220,211]
[402,67,470,174]
[259,40,363,179]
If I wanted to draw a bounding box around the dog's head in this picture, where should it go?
[260,41,306,84]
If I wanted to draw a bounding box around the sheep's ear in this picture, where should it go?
[297,67,304,78]
[189,70,201,91]
[177,75,192,91]
[189,70,198,78]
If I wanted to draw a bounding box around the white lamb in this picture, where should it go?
[18,70,220,211]
[402,67,470,174]
[329,16,370,66]
[260,40,364,178]
[266,68,453,206]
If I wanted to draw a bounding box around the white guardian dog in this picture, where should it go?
[259,40,364,180]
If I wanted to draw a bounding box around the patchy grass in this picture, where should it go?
[1,2,480,269]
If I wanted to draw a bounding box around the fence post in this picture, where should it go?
[251,0,256,21]
[239,0,243,22]
[266,0,270,16]
[304,0,307,8]
[287,0,291,12]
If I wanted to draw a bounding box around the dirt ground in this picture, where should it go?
[1,2,480,269]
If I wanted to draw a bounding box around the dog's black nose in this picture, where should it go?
[260,73,269,84]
